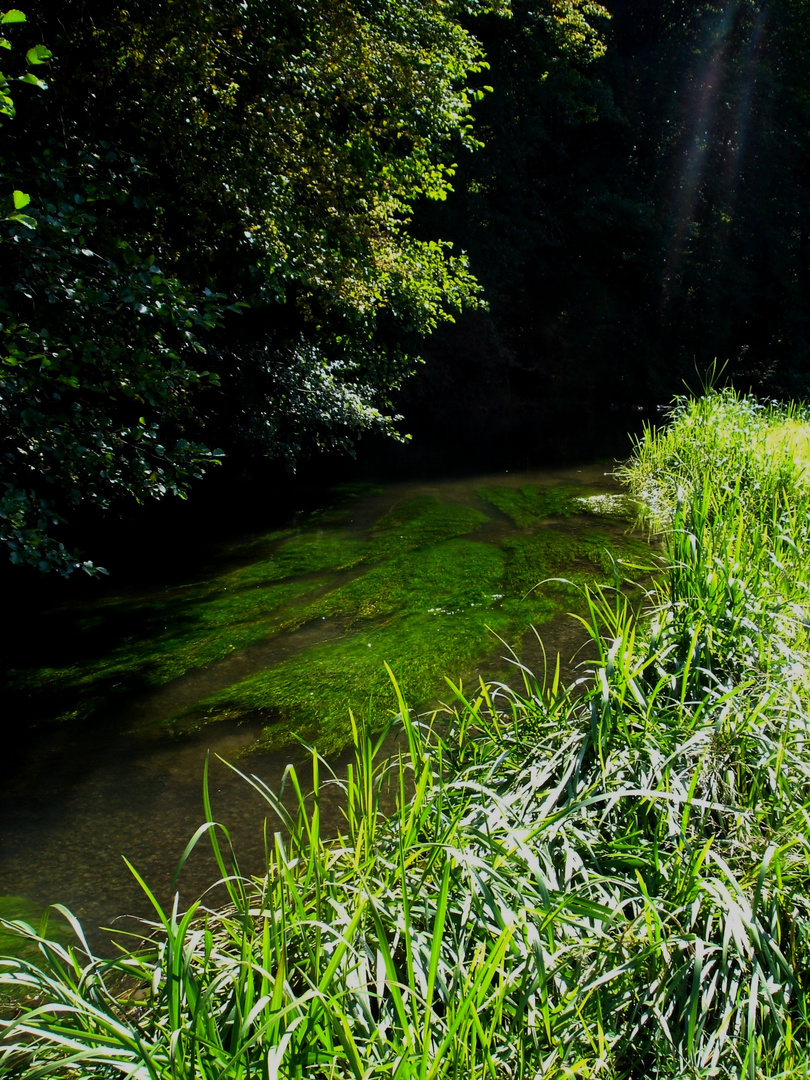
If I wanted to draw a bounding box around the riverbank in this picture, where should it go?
[3,389,810,1078]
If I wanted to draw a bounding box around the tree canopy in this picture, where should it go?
[411,0,810,451]
[6,0,809,573]
[1,0,520,572]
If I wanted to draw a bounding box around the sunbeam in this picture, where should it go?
[664,1,770,298]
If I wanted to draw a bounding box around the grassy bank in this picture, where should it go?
[4,390,810,1078]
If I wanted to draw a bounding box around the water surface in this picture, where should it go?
[0,462,647,952]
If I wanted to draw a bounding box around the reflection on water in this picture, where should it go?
[0,462,636,953]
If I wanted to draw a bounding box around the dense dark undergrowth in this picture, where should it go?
[3,390,810,1078]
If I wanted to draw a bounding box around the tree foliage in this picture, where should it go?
[1,0,511,572]
[1,7,49,225]
[11,0,807,572]
[1,149,230,573]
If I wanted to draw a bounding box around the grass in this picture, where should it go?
[618,388,810,526]
[0,899,66,968]
[4,390,810,1077]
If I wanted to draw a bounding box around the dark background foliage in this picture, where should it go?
[2,0,808,573]
[402,0,810,464]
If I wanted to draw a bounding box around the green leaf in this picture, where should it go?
[8,211,35,228]
[12,188,29,209]
[25,43,51,65]
[0,10,26,24]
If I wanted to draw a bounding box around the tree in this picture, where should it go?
[404,0,810,463]
[1,0,508,572]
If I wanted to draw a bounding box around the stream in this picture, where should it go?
[0,460,648,954]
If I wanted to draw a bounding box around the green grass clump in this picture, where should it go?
[0,900,54,966]
[5,564,810,1077]
[620,387,810,526]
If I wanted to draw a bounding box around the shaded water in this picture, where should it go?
[0,462,644,953]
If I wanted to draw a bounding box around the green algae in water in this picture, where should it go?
[9,528,370,723]
[502,530,639,597]
[5,503,486,725]
[225,530,366,587]
[306,538,505,623]
[189,530,648,752]
[201,611,517,756]
[477,485,586,527]
[369,496,489,559]
[302,482,386,526]
[10,576,328,722]
[7,486,651,755]
[193,538,508,749]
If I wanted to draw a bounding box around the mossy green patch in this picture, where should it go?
[7,484,650,756]
[13,576,325,704]
[190,538,507,748]
[222,530,367,588]
[189,530,648,752]
[329,481,385,503]
[309,539,505,623]
[199,609,516,756]
[368,496,489,559]
[303,482,386,526]
[7,530,370,722]
[502,530,639,597]
[477,485,585,527]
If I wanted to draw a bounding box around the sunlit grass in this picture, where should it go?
[765,418,810,476]
[619,388,808,527]
[3,391,810,1077]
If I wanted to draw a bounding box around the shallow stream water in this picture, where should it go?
[0,461,645,953]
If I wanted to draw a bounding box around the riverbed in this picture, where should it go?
[0,461,649,953]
